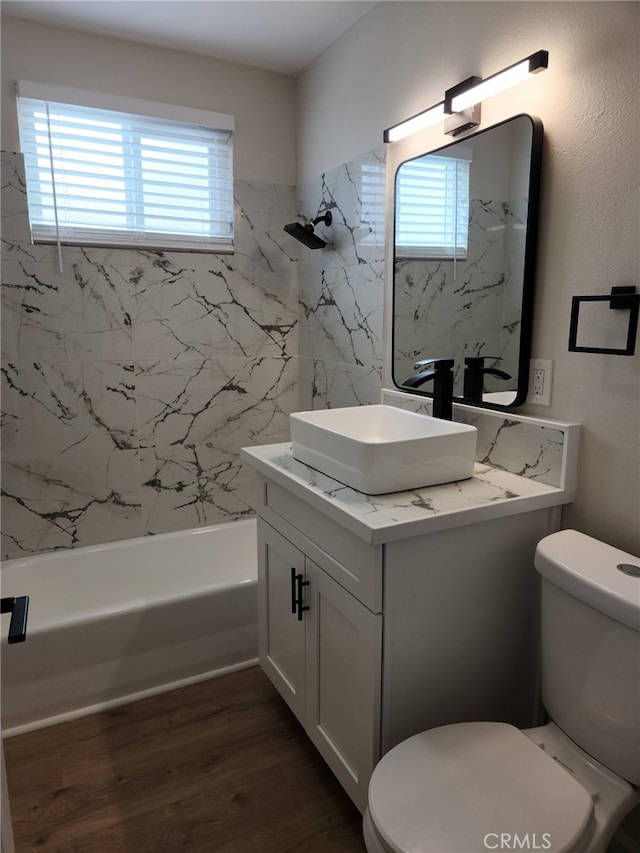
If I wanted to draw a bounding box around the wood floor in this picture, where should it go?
[4,666,366,852]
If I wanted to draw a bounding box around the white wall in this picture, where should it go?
[298,1,640,554]
[1,16,297,185]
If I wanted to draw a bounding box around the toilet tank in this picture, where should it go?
[535,530,640,786]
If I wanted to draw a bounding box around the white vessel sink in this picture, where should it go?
[290,404,477,495]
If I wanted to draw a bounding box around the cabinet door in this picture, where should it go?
[257,519,306,720]
[305,559,382,813]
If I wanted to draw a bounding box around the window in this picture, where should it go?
[359,160,386,246]
[17,82,234,252]
[395,154,470,259]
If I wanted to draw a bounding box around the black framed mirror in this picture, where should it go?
[392,114,543,408]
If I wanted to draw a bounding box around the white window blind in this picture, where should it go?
[395,154,470,259]
[17,85,234,253]
[360,160,386,245]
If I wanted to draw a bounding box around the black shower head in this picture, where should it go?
[283,211,332,250]
[284,222,327,249]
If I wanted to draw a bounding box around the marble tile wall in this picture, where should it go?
[1,151,299,558]
[296,147,386,410]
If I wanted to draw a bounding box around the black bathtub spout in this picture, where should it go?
[1,595,29,643]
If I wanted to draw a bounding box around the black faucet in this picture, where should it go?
[463,356,511,402]
[401,357,454,420]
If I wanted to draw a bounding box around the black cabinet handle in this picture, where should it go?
[290,569,309,621]
[290,567,298,614]
[295,573,309,621]
[1,595,29,643]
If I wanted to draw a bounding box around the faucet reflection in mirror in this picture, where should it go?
[392,114,543,410]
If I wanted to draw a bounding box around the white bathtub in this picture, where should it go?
[1,518,258,736]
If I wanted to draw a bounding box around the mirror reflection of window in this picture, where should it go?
[395,153,471,260]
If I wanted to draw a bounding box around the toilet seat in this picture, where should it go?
[367,722,594,853]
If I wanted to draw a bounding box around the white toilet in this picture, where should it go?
[363,530,640,853]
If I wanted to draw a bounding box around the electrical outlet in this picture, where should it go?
[527,359,553,406]
[533,368,545,395]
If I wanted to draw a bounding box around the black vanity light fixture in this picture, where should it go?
[383,50,549,142]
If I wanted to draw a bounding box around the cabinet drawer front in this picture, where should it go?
[260,478,382,612]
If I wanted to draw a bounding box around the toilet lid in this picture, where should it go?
[368,722,594,853]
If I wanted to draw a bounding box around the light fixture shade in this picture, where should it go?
[450,50,549,112]
[383,102,445,143]
[382,50,548,143]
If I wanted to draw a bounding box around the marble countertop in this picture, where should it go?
[241,443,570,545]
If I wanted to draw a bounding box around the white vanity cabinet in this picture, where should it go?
[252,469,560,813]
[257,492,382,812]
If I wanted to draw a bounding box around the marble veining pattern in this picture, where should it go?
[242,443,565,545]
[299,357,383,412]
[296,147,386,411]
[1,150,298,558]
[136,355,296,450]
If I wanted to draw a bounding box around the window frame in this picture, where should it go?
[16,81,235,254]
